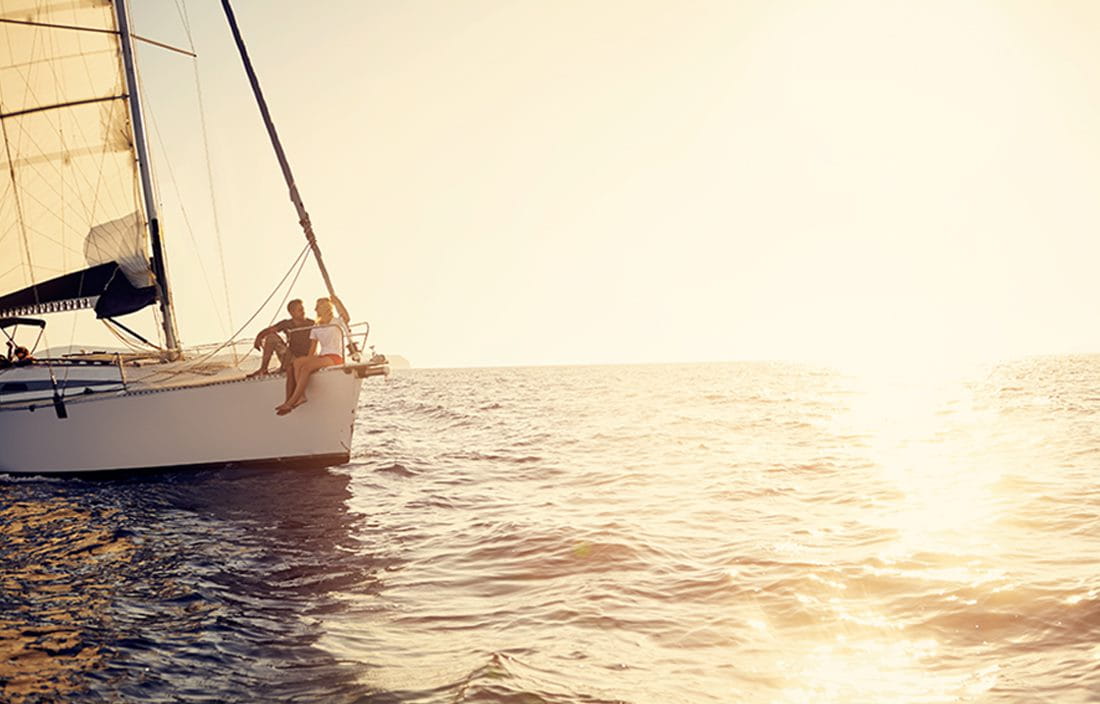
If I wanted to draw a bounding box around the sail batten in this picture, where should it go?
[0,16,123,36]
[0,93,127,121]
[0,0,154,318]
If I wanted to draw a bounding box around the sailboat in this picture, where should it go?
[0,0,386,474]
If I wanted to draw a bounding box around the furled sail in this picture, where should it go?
[0,0,155,318]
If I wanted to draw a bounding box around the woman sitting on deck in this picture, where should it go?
[276,296,349,415]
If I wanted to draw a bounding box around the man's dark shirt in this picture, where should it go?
[275,317,315,357]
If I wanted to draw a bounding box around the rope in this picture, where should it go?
[145,96,231,337]
[265,232,311,330]
[149,243,311,383]
[179,0,235,343]
[239,244,311,368]
[105,318,160,350]
[135,5,235,347]
[102,319,154,352]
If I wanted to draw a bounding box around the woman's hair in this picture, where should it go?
[315,297,334,320]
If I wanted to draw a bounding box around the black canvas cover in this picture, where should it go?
[0,261,157,318]
[94,266,158,318]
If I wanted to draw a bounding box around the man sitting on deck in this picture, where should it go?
[248,299,314,378]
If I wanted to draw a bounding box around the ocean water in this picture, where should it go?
[3,359,1100,703]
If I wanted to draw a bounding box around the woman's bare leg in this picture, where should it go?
[278,357,306,407]
[287,357,331,404]
[277,356,335,414]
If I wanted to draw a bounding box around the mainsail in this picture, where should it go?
[0,0,155,318]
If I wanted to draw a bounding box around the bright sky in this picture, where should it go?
[100,0,1100,368]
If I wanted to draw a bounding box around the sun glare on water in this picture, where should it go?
[850,360,1005,549]
[772,636,1001,704]
[756,356,1016,701]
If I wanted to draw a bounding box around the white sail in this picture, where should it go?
[84,210,151,286]
[0,0,151,315]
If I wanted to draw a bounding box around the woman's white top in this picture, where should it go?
[309,317,349,358]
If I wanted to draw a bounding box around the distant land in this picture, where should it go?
[385,354,411,369]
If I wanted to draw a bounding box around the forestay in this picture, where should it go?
[0,0,155,318]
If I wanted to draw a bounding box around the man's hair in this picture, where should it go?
[287,299,303,313]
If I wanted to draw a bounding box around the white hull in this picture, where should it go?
[0,367,365,474]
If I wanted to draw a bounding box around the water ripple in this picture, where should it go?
[7,359,1100,701]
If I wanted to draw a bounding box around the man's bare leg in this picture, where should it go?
[248,334,277,377]
[284,359,296,400]
[275,347,291,374]
[249,334,287,378]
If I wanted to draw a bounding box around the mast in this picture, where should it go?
[113,0,181,354]
[220,0,345,314]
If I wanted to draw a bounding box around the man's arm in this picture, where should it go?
[253,323,279,350]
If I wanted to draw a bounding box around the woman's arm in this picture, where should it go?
[332,295,351,323]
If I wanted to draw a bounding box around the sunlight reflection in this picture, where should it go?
[839,363,1007,557]
[773,635,999,704]
[865,563,1008,589]
[0,498,133,703]
[1065,587,1099,606]
[743,574,1003,704]
[761,363,1012,702]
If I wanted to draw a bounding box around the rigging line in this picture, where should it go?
[220,0,348,320]
[11,19,45,127]
[156,247,309,381]
[0,96,37,305]
[227,242,311,373]
[0,81,122,216]
[62,268,85,388]
[80,98,125,264]
[0,19,197,57]
[105,317,159,349]
[182,0,234,338]
[246,246,310,369]
[132,51,227,343]
[263,235,311,333]
[175,0,196,52]
[154,244,311,381]
[194,78,235,336]
[102,319,144,351]
[145,98,230,337]
[102,319,154,353]
[0,49,101,219]
[69,13,128,228]
[35,4,66,281]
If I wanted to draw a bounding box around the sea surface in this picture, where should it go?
[3,359,1100,703]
